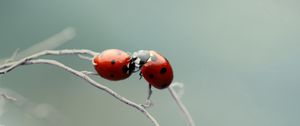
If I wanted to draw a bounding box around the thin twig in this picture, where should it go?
[0,27,76,64]
[78,54,93,61]
[0,58,159,126]
[0,92,17,101]
[4,48,20,63]
[0,49,98,73]
[80,71,98,75]
[168,85,196,126]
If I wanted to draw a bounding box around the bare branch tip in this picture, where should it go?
[1,93,17,101]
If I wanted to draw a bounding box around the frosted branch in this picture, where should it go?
[0,92,17,102]
[0,49,98,74]
[0,50,159,126]
[169,83,196,126]
[0,49,196,126]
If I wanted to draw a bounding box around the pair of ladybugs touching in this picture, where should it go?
[93,49,173,91]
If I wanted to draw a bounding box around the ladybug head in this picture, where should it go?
[131,50,150,70]
[131,50,150,67]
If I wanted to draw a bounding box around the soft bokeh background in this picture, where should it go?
[1,0,300,126]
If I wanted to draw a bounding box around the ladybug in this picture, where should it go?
[93,49,134,81]
[132,50,173,89]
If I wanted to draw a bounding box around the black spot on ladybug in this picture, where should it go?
[111,60,116,65]
[160,67,167,74]
[110,73,115,78]
[122,65,128,73]
[149,74,154,79]
[151,55,157,62]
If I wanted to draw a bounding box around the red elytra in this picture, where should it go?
[140,51,173,89]
[93,49,132,81]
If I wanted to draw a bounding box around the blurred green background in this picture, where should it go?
[1,0,300,126]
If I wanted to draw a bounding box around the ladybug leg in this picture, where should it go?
[142,84,153,108]
[131,69,139,73]
[139,71,143,80]
[146,84,153,100]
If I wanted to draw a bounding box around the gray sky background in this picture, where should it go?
[1,0,300,126]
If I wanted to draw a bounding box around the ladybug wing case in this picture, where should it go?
[141,51,173,89]
[93,49,132,81]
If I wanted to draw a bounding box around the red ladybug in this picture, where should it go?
[93,49,134,81]
[132,50,173,89]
